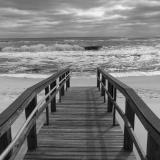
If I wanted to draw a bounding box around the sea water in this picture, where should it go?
[0,37,160,77]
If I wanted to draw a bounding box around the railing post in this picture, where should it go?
[66,71,70,90]
[113,88,117,126]
[25,96,37,151]
[61,74,65,96]
[101,75,106,102]
[0,128,12,160]
[59,76,62,102]
[147,134,160,160]
[50,81,56,112]
[108,82,113,112]
[45,86,49,125]
[97,70,100,91]
[123,99,135,151]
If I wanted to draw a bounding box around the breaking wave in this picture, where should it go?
[1,37,160,78]
[1,44,84,52]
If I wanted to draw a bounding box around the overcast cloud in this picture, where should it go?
[0,0,160,38]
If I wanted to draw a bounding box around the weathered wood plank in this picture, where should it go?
[24,87,136,160]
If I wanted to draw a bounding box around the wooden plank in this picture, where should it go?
[24,87,136,160]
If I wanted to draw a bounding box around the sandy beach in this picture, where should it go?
[0,75,160,115]
[0,77,43,113]
[118,76,160,117]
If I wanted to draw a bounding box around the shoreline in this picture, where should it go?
[1,71,160,79]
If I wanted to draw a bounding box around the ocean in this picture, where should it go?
[0,37,160,78]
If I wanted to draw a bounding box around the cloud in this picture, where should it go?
[0,0,160,37]
[0,12,61,31]
[75,14,127,24]
[118,22,147,27]
[55,4,134,17]
[107,4,134,11]
[55,4,129,26]
[144,11,160,17]
[35,21,61,25]
[0,7,35,15]
[0,20,26,28]
[140,0,160,6]
[55,7,106,18]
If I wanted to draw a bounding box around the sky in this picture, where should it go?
[0,0,160,38]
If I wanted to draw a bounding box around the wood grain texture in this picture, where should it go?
[24,87,136,160]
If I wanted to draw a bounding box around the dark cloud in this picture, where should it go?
[0,0,160,37]
[0,0,56,10]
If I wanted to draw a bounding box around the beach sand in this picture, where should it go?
[0,75,160,114]
[118,76,160,117]
[0,77,43,113]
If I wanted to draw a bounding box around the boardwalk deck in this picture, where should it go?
[24,87,136,160]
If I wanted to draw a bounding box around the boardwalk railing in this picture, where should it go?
[97,67,160,160]
[0,68,70,160]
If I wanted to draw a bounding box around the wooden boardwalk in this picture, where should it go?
[24,87,136,160]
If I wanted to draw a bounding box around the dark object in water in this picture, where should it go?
[84,46,102,50]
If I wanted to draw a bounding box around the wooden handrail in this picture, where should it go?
[0,68,70,160]
[97,67,160,160]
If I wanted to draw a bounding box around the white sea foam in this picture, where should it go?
[111,71,160,77]
[2,44,84,52]
[1,70,160,79]
[1,42,160,77]
[0,73,50,79]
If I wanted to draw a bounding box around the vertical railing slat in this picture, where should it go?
[113,87,117,126]
[50,81,56,112]
[97,70,100,91]
[66,71,70,90]
[25,96,37,151]
[147,133,160,160]
[101,75,106,102]
[108,82,114,112]
[45,86,50,125]
[59,76,62,102]
[124,99,135,151]
[61,74,65,96]
[0,128,12,160]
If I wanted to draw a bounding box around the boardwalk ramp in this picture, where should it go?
[24,87,135,160]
